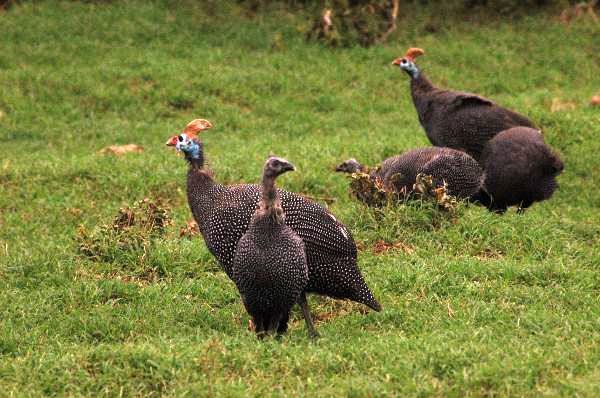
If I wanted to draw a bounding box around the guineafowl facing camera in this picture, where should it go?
[167,119,380,335]
[233,156,316,338]
[392,47,536,162]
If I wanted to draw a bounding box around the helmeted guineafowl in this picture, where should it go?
[392,48,535,162]
[232,156,316,338]
[166,119,381,320]
[337,147,484,200]
[477,127,564,213]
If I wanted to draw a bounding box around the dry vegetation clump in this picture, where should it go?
[76,197,171,263]
[179,219,200,239]
[371,239,415,255]
[348,172,392,207]
[347,171,459,212]
[413,174,459,212]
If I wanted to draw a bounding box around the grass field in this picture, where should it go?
[1,1,599,396]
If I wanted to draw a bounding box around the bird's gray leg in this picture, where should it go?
[517,200,532,214]
[298,292,319,339]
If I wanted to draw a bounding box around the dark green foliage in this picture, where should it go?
[306,0,397,47]
[253,0,587,47]
[464,0,582,14]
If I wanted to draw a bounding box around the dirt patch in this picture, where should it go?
[74,268,157,287]
[474,248,504,261]
[550,98,577,112]
[179,219,199,239]
[312,299,369,324]
[99,144,144,155]
[372,240,415,255]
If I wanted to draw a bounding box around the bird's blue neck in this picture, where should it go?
[407,65,420,79]
[184,141,204,168]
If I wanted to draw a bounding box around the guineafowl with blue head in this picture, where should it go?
[166,119,381,332]
[392,47,536,162]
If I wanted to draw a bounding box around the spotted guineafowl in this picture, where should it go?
[233,156,316,338]
[337,147,484,200]
[477,127,564,213]
[166,119,381,320]
[392,48,535,162]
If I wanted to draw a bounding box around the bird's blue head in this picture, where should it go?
[392,47,425,79]
[175,133,202,158]
[166,118,213,161]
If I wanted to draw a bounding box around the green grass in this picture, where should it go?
[1,1,599,396]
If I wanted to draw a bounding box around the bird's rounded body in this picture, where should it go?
[479,127,563,212]
[378,147,484,199]
[410,78,535,162]
[233,213,307,335]
[337,147,484,202]
[187,175,379,310]
[393,48,535,162]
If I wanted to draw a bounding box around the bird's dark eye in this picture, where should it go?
[401,59,408,64]
[178,135,184,142]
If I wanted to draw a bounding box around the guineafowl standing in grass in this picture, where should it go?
[337,147,484,200]
[392,48,535,162]
[233,156,316,338]
[477,127,564,213]
[166,119,381,328]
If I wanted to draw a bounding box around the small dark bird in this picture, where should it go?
[166,119,381,328]
[336,147,484,200]
[477,127,564,213]
[233,156,315,338]
[392,47,536,162]
[335,158,366,174]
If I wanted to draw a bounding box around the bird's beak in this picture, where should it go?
[392,57,403,66]
[284,163,296,172]
[166,135,178,147]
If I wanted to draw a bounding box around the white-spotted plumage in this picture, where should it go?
[181,140,381,312]
[338,147,484,200]
[232,157,310,337]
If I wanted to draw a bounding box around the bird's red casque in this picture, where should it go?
[166,118,213,146]
[392,47,425,65]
